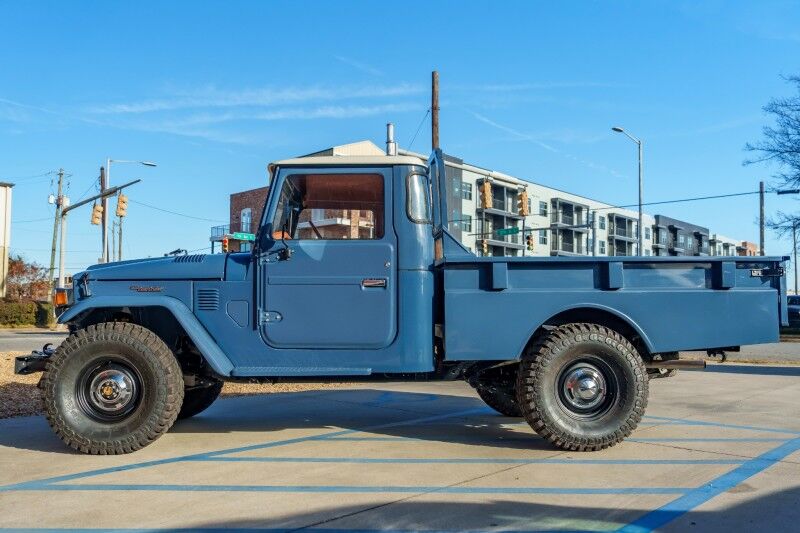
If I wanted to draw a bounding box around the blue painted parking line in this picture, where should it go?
[642,415,800,435]
[629,437,788,443]
[618,436,800,533]
[187,456,745,465]
[11,483,690,495]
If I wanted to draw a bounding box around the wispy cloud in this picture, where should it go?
[468,110,626,179]
[87,84,422,114]
[455,81,630,92]
[334,55,384,76]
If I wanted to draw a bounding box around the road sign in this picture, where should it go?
[232,232,255,241]
[496,227,520,236]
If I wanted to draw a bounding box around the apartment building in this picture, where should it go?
[210,140,748,259]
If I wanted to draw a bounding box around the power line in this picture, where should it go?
[128,199,227,222]
[408,108,431,150]
[592,190,761,212]
[0,171,57,181]
[11,216,52,224]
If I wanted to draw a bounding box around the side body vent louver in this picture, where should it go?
[197,289,220,311]
[174,254,206,263]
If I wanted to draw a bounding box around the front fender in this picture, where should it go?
[59,295,235,376]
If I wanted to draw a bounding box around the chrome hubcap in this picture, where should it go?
[77,361,141,422]
[88,368,136,413]
[561,363,607,411]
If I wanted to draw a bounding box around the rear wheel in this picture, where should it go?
[517,323,648,451]
[178,380,223,419]
[476,383,522,417]
[42,322,184,455]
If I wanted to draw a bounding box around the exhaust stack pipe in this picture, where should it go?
[645,359,706,371]
[386,123,397,156]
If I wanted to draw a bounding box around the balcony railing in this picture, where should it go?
[210,221,254,239]
[551,239,583,254]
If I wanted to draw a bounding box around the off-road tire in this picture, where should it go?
[516,323,648,451]
[42,322,184,455]
[178,380,223,420]
[476,384,522,417]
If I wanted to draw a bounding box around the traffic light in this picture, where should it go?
[90,203,103,225]
[116,194,129,217]
[480,181,492,209]
[518,190,529,216]
[526,233,534,251]
[222,236,229,253]
[481,239,488,255]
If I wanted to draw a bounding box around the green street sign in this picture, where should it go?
[496,227,520,236]
[232,232,255,241]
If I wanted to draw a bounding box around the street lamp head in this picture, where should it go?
[140,161,157,167]
[611,126,624,133]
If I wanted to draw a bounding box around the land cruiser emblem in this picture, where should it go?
[129,285,163,293]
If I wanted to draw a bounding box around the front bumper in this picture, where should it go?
[14,345,56,375]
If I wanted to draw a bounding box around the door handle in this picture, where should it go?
[361,278,387,288]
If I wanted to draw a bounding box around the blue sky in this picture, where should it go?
[2,0,800,274]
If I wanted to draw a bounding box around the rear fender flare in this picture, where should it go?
[520,303,655,358]
[58,295,234,376]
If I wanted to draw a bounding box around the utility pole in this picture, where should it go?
[431,70,439,150]
[794,222,798,295]
[118,213,123,262]
[47,169,65,299]
[759,181,765,256]
[99,166,108,263]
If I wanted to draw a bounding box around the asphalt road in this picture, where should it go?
[0,329,67,353]
[1,368,799,531]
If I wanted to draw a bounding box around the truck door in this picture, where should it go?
[257,168,397,349]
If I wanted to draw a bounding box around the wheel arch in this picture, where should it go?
[59,296,234,376]
[523,304,654,361]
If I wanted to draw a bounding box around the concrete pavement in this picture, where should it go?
[1,363,799,531]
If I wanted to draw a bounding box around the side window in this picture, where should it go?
[407,172,431,224]
[271,173,384,240]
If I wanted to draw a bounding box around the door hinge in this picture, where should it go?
[259,311,283,324]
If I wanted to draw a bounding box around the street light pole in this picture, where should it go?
[612,127,643,255]
[102,159,156,263]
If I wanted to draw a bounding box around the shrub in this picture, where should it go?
[0,300,38,326]
[36,302,55,327]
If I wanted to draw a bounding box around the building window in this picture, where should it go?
[527,198,532,216]
[462,214,472,233]
[678,234,685,245]
[539,201,548,216]
[686,236,694,250]
[599,216,606,230]
[645,227,651,240]
[539,229,547,245]
[645,249,650,256]
[462,182,473,200]
[240,242,251,252]
[240,208,252,233]
[599,240,606,254]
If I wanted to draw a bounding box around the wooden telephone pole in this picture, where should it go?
[431,71,439,150]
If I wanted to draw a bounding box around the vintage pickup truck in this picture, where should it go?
[17,149,788,455]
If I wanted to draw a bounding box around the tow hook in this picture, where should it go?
[14,343,56,375]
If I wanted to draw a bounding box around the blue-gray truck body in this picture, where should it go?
[55,151,787,377]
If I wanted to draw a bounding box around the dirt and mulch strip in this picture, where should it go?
[1,352,350,420]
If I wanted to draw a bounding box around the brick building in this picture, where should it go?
[210,186,268,252]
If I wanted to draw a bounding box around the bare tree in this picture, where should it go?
[768,212,800,294]
[745,75,800,187]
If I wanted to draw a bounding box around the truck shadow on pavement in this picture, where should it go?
[0,389,553,454]
[143,486,800,532]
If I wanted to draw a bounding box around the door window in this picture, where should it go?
[271,173,384,240]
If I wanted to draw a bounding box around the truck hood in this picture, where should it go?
[85,254,226,281]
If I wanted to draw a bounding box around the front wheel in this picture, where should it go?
[516,323,648,451]
[42,322,184,454]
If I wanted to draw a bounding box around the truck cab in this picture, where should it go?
[21,149,788,455]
